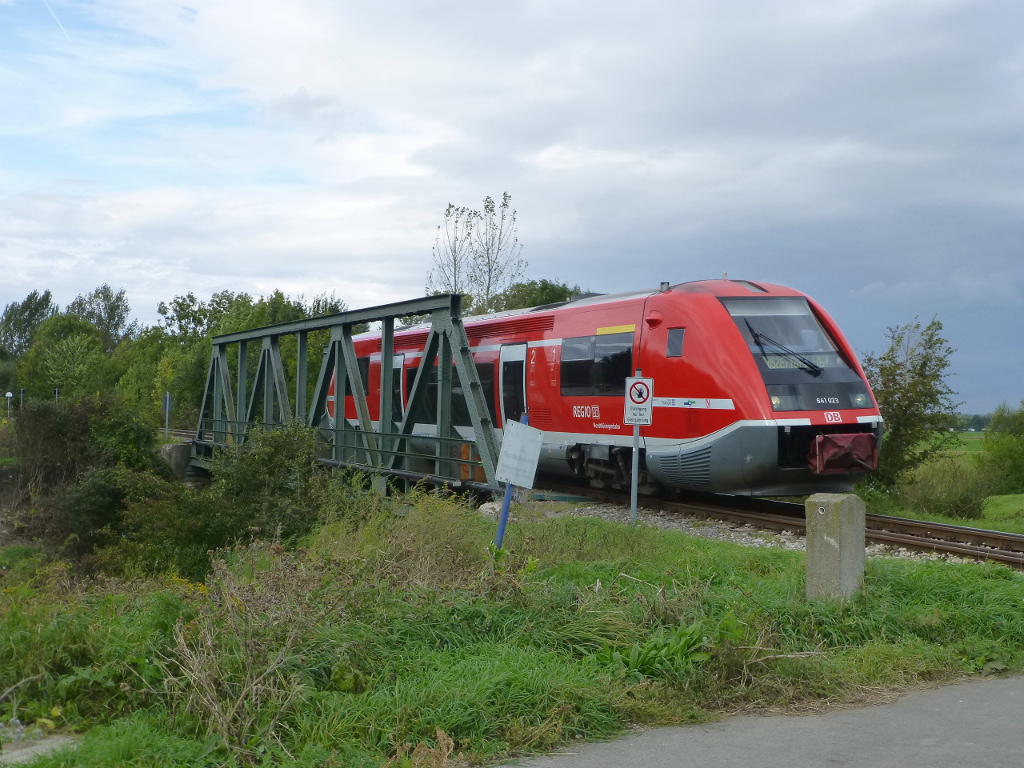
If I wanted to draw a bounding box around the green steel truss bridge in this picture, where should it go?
[192,294,500,492]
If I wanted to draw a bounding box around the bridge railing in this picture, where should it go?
[193,294,500,491]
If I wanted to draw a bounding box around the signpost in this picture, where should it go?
[493,416,543,549]
[163,392,172,442]
[623,372,653,525]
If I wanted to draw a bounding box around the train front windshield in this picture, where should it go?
[721,297,873,411]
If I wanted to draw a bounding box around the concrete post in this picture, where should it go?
[805,493,866,600]
[160,443,192,480]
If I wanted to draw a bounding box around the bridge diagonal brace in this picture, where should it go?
[245,345,271,427]
[339,326,379,465]
[268,336,292,422]
[445,314,498,485]
[197,343,237,443]
[389,327,441,472]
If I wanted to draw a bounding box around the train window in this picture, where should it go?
[721,297,873,410]
[560,332,633,397]
[594,333,632,394]
[407,365,438,425]
[344,356,371,396]
[561,336,595,397]
[475,361,498,425]
[666,328,685,357]
[451,364,473,427]
[384,356,405,422]
[405,367,418,407]
[403,363,482,427]
[501,359,526,423]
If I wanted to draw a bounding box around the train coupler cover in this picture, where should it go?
[807,433,878,474]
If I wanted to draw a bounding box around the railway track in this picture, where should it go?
[537,480,1024,570]
[161,428,197,441]
[158,434,1024,568]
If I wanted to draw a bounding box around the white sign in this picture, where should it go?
[623,376,654,426]
[495,419,544,488]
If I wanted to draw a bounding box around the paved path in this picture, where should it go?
[0,735,79,765]
[499,676,1024,767]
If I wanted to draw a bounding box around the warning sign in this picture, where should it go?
[624,377,654,426]
[495,420,544,489]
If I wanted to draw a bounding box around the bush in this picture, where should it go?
[5,397,176,561]
[105,424,341,580]
[982,400,1024,494]
[209,423,323,542]
[60,468,179,557]
[896,457,994,519]
[11,399,96,493]
[11,397,170,496]
[861,318,960,487]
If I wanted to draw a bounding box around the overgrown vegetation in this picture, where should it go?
[4,398,1024,766]
[861,317,960,487]
[3,413,1024,766]
[982,400,1024,495]
[857,400,1024,525]
[4,492,1024,767]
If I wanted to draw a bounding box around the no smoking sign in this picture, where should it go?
[624,376,654,426]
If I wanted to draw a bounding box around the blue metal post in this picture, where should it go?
[494,413,529,550]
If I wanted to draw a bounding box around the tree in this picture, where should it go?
[469,193,526,313]
[861,317,961,487]
[0,289,58,357]
[489,279,584,313]
[982,400,1024,493]
[66,284,137,353]
[157,291,211,343]
[427,203,478,301]
[157,290,256,344]
[17,314,112,399]
[306,291,349,317]
[212,290,306,335]
[426,192,526,314]
[112,326,171,423]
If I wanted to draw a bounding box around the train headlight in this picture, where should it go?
[851,393,869,407]
[770,395,782,409]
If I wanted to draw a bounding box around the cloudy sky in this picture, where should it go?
[1,0,1021,412]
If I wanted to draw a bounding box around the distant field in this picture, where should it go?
[951,431,986,452]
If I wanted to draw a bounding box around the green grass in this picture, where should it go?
[983,494,1024,521]
[4,498,1024,767]
[865,491,1024,535]
[955,432,987,452]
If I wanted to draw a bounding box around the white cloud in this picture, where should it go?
[1,0,1023,410]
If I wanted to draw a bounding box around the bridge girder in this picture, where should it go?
[194,294,499,490]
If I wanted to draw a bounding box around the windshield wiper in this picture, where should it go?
[744,320,823,377]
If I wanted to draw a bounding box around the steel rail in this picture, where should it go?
[162,428,197,441]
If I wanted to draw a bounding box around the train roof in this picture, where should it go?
[357,279,804,339]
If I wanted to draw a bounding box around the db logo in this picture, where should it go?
[824,412,842,423]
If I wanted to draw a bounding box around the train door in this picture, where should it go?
[499,343,527,426]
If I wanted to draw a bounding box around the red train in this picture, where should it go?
[334,280,881,496]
